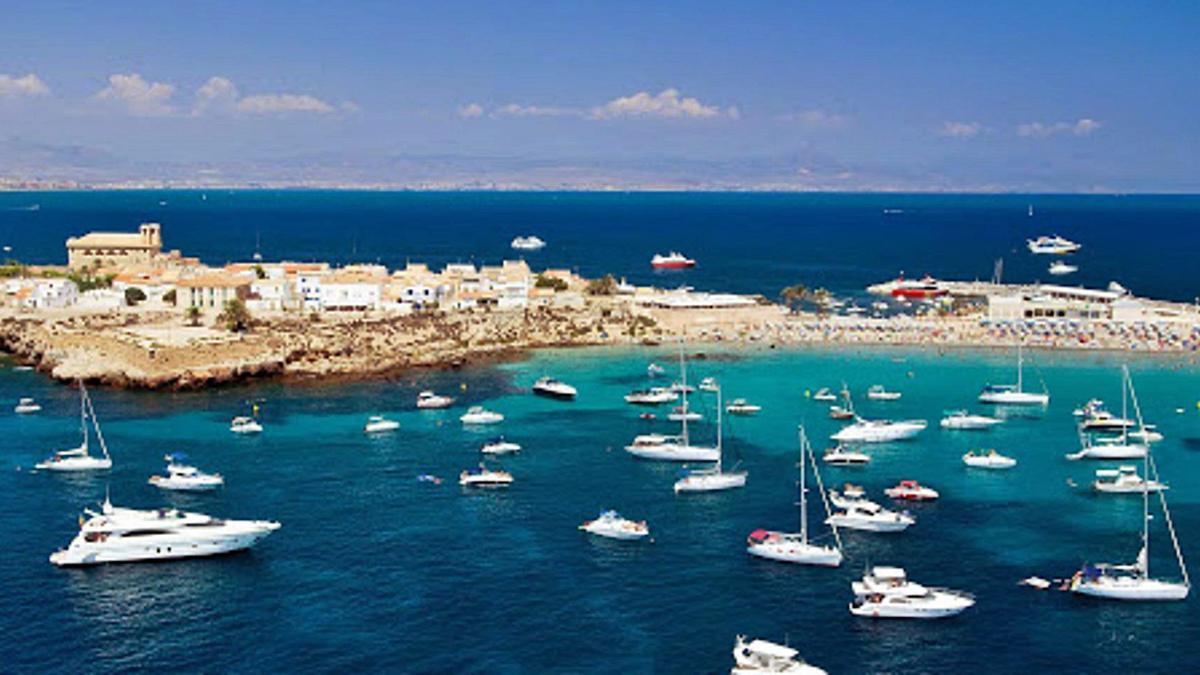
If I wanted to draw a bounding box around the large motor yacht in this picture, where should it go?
[49,498,279,567]
[1027,234,1081,255]
[831,418,926,443]
[849,566,975,619]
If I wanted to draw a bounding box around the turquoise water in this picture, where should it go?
[2,346,1199,673]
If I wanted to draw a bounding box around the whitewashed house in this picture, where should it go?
[321,272,383,311]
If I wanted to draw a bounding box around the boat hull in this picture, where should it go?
[826,514,912,533]
[1072,579,1189,601]
[978,392,1049,406]
[35,457,112,472]
[50,523,279,567]
[626,444,720,462]
[832,422,925,443]
[674,471,747,493]
[746,541,843,567]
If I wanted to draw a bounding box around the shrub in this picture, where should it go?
[124,287,147,306]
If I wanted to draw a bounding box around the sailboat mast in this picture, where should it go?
[1124,366,1150,578]
[1016,342,1024,392]
[715,386,723,472]
[78,380,88,448]
[798,427,808,544]
[86,388,111,461]
[678,343,689,445]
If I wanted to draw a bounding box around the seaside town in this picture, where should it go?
[1,222,1198,389]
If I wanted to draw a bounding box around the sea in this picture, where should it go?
[1,192,1199,674]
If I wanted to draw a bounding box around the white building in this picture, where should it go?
[296,271,326,310]
[247,278,301,313]
[321,272,383,311]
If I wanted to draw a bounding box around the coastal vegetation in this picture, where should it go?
[123,287,146,306]
[66,270,114,292]
[217,298,252,332]
[185,306,202,327]
[586,274,618,296]
[534,274,568,292]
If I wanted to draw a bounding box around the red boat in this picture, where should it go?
[650,251,696,269]
[889,274,947,299]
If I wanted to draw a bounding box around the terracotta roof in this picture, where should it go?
[66,233,158,249]
[178,274,252,289]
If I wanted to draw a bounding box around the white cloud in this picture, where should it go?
[589,88,736,120]
[192,76,239,115]
[236,93,335,115]
[1017,118,1102,138]
[939,121,982,138]
[0,73,50,98]
[94,73,175,116]
[491,103,580,118]
[780,109,847,129]
[190,76,344,116]
[457,102,484,118]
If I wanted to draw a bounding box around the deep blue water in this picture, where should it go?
[1,191,1199,302]
[2,347,1199,674]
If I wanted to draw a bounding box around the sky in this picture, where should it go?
[1,1,1198,191]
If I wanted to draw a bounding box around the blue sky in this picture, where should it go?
[1,1,1198,190]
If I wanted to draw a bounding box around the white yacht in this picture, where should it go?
[1049,260,1078,276]
[1068,368,1148,461]
[746,427,843,567]
[363,415,400,434]
[940,410,1002,430]
[458,465,513,488]
[698,377,719,392]
[578,510,650,541]
[725,399,761,415]
[674,388,747,493]
[647,363,666,377]
[668,381,696,395]
[812,387,837,402]
[49,498,279,567]
[510,235,546,251]
[416,390,455,409]
[1128,426,1164,443]
[532,376,577,400]
[822,445,871,466]
[731,636,826,675]
[624,387,679,405]
[1080,409,1136,432]
[849,566,975,619]
[149,454,224,491]
[35,383,112,472]
[827,499,915,533]
[460,406,504,425]
[831,417,926,443]
[1093,466,1167,494]
[884,480,939,501]
[14,397,41,414]
[962,449,1017,469]
[667,403,703,422]
[481,436,521,455]
[230,416,263,434]
[627,346,720,463]
[866,385,901,401]
[1067,436,1148,461]
[1027,234,1082,255]
[978,342,1049,405]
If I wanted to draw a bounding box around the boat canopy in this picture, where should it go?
[872,566,907,580]
[744,640,799,660]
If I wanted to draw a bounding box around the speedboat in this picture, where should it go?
[363,415,400,433]
[1027,234,1081,255]
[625,434,719,462]
[14,397,41,414]
[624,387,679,405]
[532,376,577,400]
[148,454,223,491]
[962,449,1017,469]
[510,235,546,251]
[35,383,112,472]
[831,418,926,443]
[1067,436,1147,461]
[460,406,504,425]
[731,635,827,675]
[978,343,1049,405]
[1080,409,1135,432]
[458,466,513,488]
[866,385,901,401]
[1049,261,1078,276]
[416,390,455,409]
[578,510,650,541]
[849,566,975,619]
[698,377,719,392]
[647,363,666,377]
[828,405,855,420]
[230,416,263,434]
[884,480,939,501]
[481,437,521,455]
[812,388,837,402]
[667,404,703,422]
[49,497,279,567]
[822,445,871,466]
[827,500,914,533]
[650,251,696,269]
[725,399,761,415]
[940,410,1002,430]
[1093,466,1167,494]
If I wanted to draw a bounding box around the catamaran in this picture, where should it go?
[626,345,719,462]
[978,342,1049,405]
[674,387,748,493]
[35,383,113,472]
[746,427,843,567]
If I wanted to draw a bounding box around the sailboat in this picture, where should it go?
[746,427,843,567]
[978,341,1049,405]
[625,344,719,462]
[1070,367,1190,601]
[1066,368,1147,461]
[35,382,113,472]
[673,387,748,493]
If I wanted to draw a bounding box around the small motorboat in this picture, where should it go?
[149,454,224,491]
[481,437,521,455]
[647,363,666,377]
[460,406,504,425]
[940,410,1002,430]
[962,449,1017,469]
[668,381,696,395]
[731,635,827,675]
[363,415,400,434]
[230,416,263,434]
[667,404,703,422]
[624,387,679,405]
[638,412,656,421]
[510,235,546,251]
[725,399,762,415]
[1093,466,1168,494]
[650,251,696,269]
[459,465,513,488]
[14,397,41,414]
[416,390,455,409]
[866,385,901,401]
[828,405,855,420]
[822,445,871,466]
[1049,260,1078,276]
[578,510,650,541]
[884,480,939,501]
[826,500,915,533]
[812,388,837,402]
[532,376,577,400]
[1027,234,1082,255]
[698,377,719,392]
[849,566,975,619]
[416,474,443,485]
